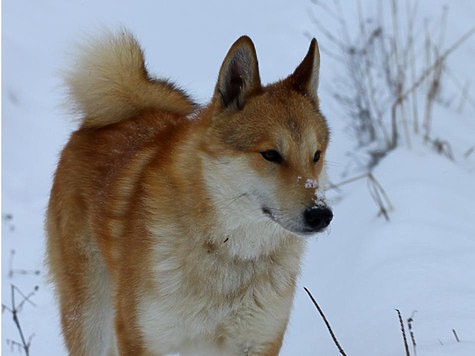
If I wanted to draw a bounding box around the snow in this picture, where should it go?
[2,0,475,355]
[305,179,318,189]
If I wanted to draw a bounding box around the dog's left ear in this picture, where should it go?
[214,36,261,111]
[287,38,320,104]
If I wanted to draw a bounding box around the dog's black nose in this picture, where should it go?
[304,207,333,231]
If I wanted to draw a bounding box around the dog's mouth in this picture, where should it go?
[261,206,330,237]
[262,207,274,219]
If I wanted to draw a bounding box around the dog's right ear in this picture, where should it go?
[213,36,261,111]
[286,38,320,105]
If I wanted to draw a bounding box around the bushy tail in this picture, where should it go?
[65,30,196,128]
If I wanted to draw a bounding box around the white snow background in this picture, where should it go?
[2,0,475,355]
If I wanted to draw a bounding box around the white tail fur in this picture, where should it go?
[65,30,195,128]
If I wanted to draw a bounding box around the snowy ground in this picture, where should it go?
[2,0,475,355]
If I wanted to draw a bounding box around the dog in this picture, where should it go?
[46,29,332,355]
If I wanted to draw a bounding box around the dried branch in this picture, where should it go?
[8,250,41,278]
[407,311,417,356]
[2,285,38,356]
[367,173,393,220]
[397,26,475,107]
[430,138,454,160]
[395,309,411,356]
[452,329,460,342]
[309,0,475,158]
[329,172,393,220]
[464,146,475,158]
[304,287,347,356]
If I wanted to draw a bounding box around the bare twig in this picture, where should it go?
[430,138,454,160]
[398,26,475,107]
[309,0,475,157]
[457,81,473,112]
[328,173,369,189]
[464,146,475,158]
[304,287,347,356]
[395,309,411,356]
[408,10,419,134]
[452,329,460,342]
[2,285,38,356]
[423,7,448,142]
[443,59,475,112]
[329,172,393,220]
[8,250,41,278]
[367,173,393,220]
[407,311,417,356]
[2,213,15,231]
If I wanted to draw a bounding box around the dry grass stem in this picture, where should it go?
[309,0,475,163]
[407,311,417,356]
[395,309,411,356]
[329,172,393,220]
[304,287,347,356]
[452,329,460,343]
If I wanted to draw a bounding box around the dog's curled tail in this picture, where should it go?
[65,30,196,128]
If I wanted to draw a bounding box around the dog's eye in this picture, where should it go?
[313,150,321,163]
[261,150,283,164]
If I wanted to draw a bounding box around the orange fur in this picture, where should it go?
[47,30,331,355]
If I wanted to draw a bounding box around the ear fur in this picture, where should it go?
[287,38,320,103]
[214,36,261,110]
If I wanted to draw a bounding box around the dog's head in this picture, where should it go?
[203,36,332,238]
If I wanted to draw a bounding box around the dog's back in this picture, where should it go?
[47,30,332,355]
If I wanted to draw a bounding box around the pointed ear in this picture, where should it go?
[213,36,261,110]
[287,38,320,103]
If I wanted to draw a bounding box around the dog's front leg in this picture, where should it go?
[239,330,287,356]
[222,290,295,356]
